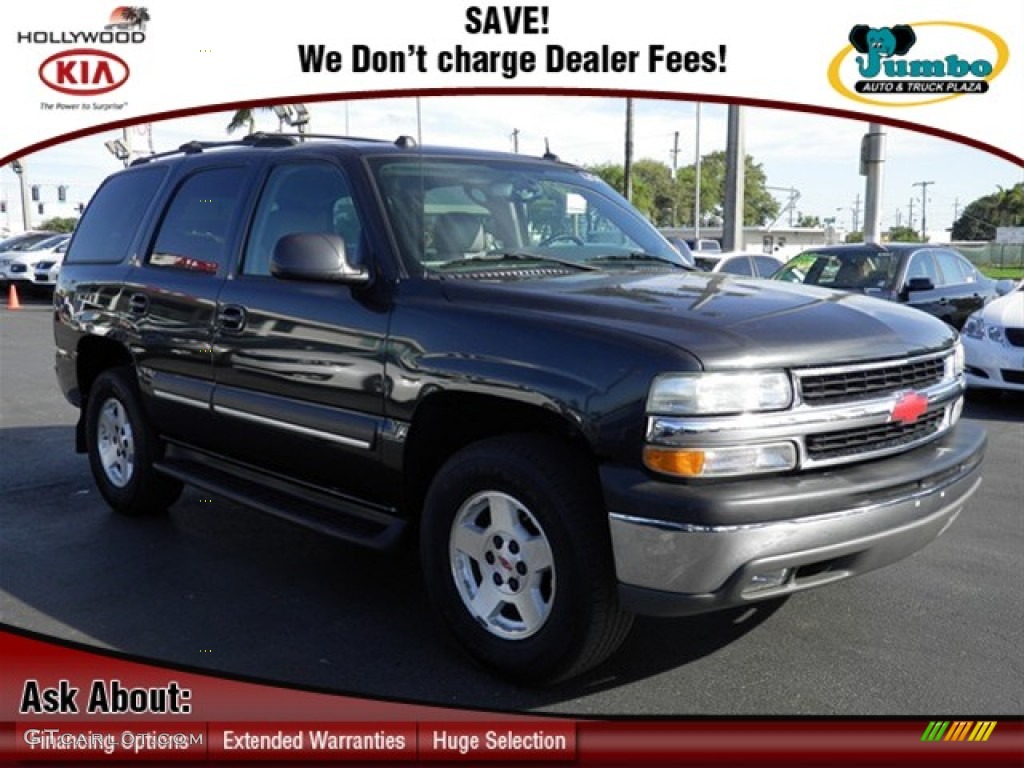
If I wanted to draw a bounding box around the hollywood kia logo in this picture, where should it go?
[828,21,1008,107]
[21,7,148,96]
[38,49,130,96]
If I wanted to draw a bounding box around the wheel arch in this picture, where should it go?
[402,391,598,521]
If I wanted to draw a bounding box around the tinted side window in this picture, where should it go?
[66,167,166,264]
[243,163,363,277]
[934,250,974,284]
[906,252,941,285]
[754,256,781,277]
[148,167,246,274]
[720,256,753,276]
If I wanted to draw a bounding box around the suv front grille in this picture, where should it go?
[798,356,946,406]
[806,409,944,461]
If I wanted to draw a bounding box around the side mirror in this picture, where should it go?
[905,278,937,299]
[270,233,369,285]
[995,279,1015,296]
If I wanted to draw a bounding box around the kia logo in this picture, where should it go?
[38,48,129,96]
[891,392,929,425]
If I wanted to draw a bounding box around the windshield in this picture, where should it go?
[367,156,684,274]
[774,250,902,293]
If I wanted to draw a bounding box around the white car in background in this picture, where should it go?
[962,281,1024,393]
[31,235,72,289]
[695,251,785,278]
[1,233,71,291]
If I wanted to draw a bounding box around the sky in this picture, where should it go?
[2,95,1022,239]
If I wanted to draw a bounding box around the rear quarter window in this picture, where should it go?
[66,167,167,264]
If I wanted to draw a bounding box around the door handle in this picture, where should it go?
[217,304,247,332]
[128,293,149,315]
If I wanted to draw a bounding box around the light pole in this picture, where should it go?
[272,104,311,138]
[10,160,31,231]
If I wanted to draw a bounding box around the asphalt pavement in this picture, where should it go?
[1,294,1021,716]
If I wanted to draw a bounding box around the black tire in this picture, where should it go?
[85,367,183,516]
[420,434,634,684]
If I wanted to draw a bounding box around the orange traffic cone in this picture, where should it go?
[7,284,21,310]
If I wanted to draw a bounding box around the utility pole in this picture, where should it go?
[670,131,680,179]
[851,193,862,234]
[913,180,934,240]
[694,103,702,237]
[623,98,634,202]
[669,131,680,226]
[908,197,916,232]
[722,105,745,251]
[953,197,960,221]
[511,128,519,153]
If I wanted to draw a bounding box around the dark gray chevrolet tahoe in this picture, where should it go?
[54,134,986,683]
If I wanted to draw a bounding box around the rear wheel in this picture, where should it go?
[421,435,633,684]
[85,367,183,515]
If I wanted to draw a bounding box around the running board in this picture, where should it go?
[154,448,406,550]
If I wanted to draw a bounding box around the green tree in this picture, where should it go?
[796,214,821,228]
[585,152,780,228]
[885,225,924,243]
[951,182,1024,240]
[845,231,864,243]
[40,217,78,233]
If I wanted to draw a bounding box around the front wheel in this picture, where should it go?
[420,435,633,684]
[85,367,183,516]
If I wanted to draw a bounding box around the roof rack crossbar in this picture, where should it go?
[129,133,299,165]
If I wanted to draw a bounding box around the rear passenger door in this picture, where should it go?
[209,159,394,506]
[932,249,985,328]
[127,164,252,447]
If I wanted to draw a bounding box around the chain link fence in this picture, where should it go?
[951,242,1024,275]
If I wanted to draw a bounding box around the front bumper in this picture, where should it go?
[964,336,1024,392]
[602,422,986,616]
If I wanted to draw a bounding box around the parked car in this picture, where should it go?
[32,235,73,289]
[663,236,696,268]
[0,230,59,253]
[962,281,1024,393]
[1,234,71,292]
[772,243,1010,329]
[694,251,785,277]
[686,238,722,253]
[55,134,984,684]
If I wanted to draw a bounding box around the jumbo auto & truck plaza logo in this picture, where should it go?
[18,7,149,97]
[828,20,1008,107]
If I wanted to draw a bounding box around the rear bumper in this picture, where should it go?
[602,422,986,616]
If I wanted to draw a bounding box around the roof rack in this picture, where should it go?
[129,133,297,165]
[128,132,417,166]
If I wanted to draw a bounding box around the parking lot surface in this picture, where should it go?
[1,297,1021,716]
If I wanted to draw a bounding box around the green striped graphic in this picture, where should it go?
[922,721,950,741]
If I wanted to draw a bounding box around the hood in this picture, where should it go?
[979,287,1024,328]
[440,271,956,369]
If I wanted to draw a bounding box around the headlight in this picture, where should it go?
[962,316,1005,345]
[962,314,984,339]
[647,371,792,415]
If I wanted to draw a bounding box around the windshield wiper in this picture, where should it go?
[585,252,689,269]
[436,252,600,271]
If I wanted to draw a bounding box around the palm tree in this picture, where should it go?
[993,183,1024,227]
[121,7,150,30]
[226,106,275,135]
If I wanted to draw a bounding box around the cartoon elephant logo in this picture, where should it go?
[849,25,917,77]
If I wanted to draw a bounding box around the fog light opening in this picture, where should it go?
[746,568,791,593]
